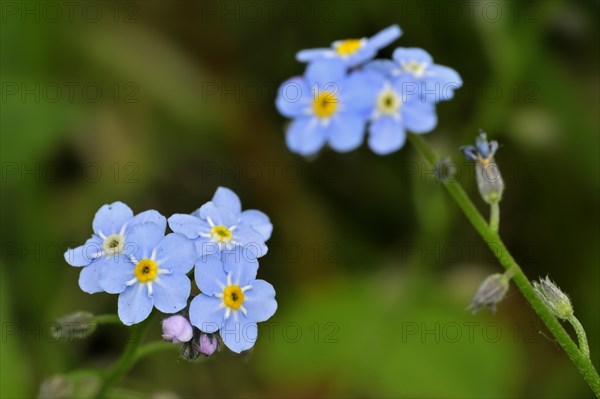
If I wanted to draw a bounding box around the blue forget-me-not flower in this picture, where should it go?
[189,248,277,353]
[168,187,271,258]
[64,202,166,294]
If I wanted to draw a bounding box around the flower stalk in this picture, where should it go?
[408,133,600,396]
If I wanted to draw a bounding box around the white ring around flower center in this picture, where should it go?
[376,86,402,117]
[103,233,125,256]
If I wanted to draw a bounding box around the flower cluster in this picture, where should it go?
[276,25,462,156]
[64,187,277,353]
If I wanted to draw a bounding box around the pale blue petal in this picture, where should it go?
[368,25,402,48]
[118,284,153,326]
[276,77,312,117]
[129,210,166,232]
[167,214,205,239]
[189,294,224,333]
[343,70,382,115]
[296,48,334,63]
[392,47,433,64]
[221,318,257,353]
[155,233,196,274]
[306,59,346,86]
[286,117,326,156]
[364,59,397,76]
[327,113,366,152]
[199,202,237,227]
[222,248,259,286]
[98,254,135,294]
[195,237,221,257]
[64,235,102,267]
[231,226,267,258]
[212,187,242,215]
[152,274,191,314]
[403,100,438,133]
[240,210,273,241]
[78,261,103,294]
[195,254,228,296]
[368,116,406,155]
[92,202,133,236]
[125,222,164,261]
[424,64,462,101]
[242,280,277,323]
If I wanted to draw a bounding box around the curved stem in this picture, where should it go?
[93,314,122,325]
[408,134,600,396]
[93,316,152,399]
[568,315,590,358]
[490,202,500,233]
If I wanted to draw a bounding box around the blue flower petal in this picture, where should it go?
[296,48,333,63]
[240,210,273,241]
[222,248,259,286]
[221,318,257,353]
[155,233,196,274]
[118,284,153,326]
[364,59,397,77]
[98,254,135,294]
[92,202,134,237]
[194,254,228,296]
[195,237,221,257]
[129,210,166,232]
[343,70,382,115]
[276,77,312,118]
[152,274,191,314]
[64,235,102,267]
[78,261,104,294]
[168,214,204,239]
[212,187,242,215]
[189,294,224,333]
[231,226,267,258]
[327,113,366,152]
[199,202,238,227]
[286,117,325,156]
[368,24,402,49]
[368,117,406,155]
[242,280,277,323]
[306,59,346,86]
[125,222,164,261]
[403,100,438,133]
[392,47,433,65]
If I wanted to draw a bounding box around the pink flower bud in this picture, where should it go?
[162,315,193,343]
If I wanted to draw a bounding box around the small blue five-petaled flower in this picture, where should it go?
[168,187,272,259]
[276,59,377,155]
[98,222,197,325]
[460,130,499,162]
[296,25,402,68]
[189,247,277,353]
[64,202,166,294]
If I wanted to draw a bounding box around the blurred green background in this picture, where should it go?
[1,0,599,397]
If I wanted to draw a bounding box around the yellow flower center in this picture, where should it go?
[223,285,244,310]
[210,225,233,243]
[402,61,427,78]
[335,39,363,56]
[134,259,158,283]
[313,91,338,118]
[376,89,401,116]
[103,234,124,256]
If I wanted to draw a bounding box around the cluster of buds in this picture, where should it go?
[162,315,219,360]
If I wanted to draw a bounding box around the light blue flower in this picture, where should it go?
[98,223,196,325]
[460,130,499,162]
[276,59,378,155]
[168,187,270,259]
[189,248,277,353]
[365,72,438,155]
[296,25,402,68]
[64,202,166,294]
[385,47,462,102]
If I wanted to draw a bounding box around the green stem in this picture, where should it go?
[408,134,600,396]
[490,202,500,233]
[568,315,591,358]
[93,316,152,399]
[93,314,122,325]
[135,341,179,361]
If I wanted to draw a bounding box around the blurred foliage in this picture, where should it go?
[1,0,598,398]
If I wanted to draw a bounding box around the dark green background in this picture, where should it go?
[1,0,598,397]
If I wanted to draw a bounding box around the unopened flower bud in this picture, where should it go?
[461,130,504,204]
[468,273,510,314]
[50,312,97,341]
[533,276,573,320]
[38,375,72,399]
[162,315,193,344]
[196,332,219,357]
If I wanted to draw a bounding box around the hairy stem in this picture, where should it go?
[490,202,500,233]
[568,315,591,359]
[408,134,600,396]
